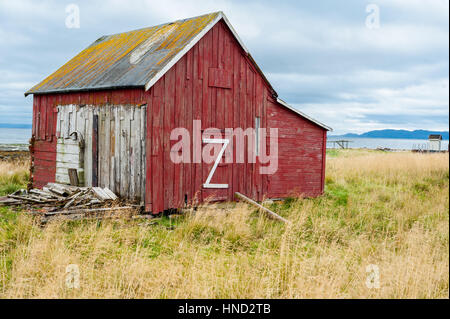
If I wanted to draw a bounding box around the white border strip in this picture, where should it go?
[276,98,333,131]
[220,13,249,53]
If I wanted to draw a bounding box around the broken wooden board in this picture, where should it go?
[1,183,120,213]
[235,192,291,224]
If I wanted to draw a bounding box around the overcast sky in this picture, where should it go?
[0,0,448,134]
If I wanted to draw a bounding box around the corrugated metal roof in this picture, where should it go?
[26,12,221,96]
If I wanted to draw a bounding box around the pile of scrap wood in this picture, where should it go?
[0,182,139,224]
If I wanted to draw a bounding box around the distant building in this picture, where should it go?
[428,134,442,151]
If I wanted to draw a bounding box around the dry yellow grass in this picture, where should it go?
[0,159,29,195]
[0,150,448,298]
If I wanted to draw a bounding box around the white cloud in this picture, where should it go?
[0,0,448,133]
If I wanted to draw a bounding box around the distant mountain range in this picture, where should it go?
[0,123,32,129]
[330,129,449,140]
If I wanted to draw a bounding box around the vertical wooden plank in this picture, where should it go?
[152,92,164,213]
[254,77,262,200]
[41,95,47,140]
[119,105,125,196]
[45,95,52,141]
[63,105,70,138]
[106,105,112,189]
[84,106,93,187]
[36,98,41,140]
[215,28,225,197]
[37,95,42,140]
[109,107,115,190]
[98,106,105,186]
[321,130,327,194]
[193,42,204,203]
[184,51,194,204]
[75,105,85,185]
[55,105,61,138]
[145,93,153,212]
[239,56,246,195]
[114,106,121,195]
[262,89,268,197]
[32,97,37,138]
[173,61,183,207]
[71,104,77,138]
[250,67,256,198]
[164,69,175,210]
[140,104,147,204]
[119,105,129,198]
[178,57,187,206]
[224,38,233,201]
[246,66,254,198]
[198,31,213,202]
[92,113,99,187]
[232,40,240,199]
[124,105,131,199]
[53,95,61,141]
[129,106,137,199]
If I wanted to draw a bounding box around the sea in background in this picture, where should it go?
[327,137,449,150]
[0,127,31,150]
[0,127,449,151]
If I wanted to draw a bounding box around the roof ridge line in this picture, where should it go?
[100,11,223,38]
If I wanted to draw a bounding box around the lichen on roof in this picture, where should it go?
[26,12,220,95]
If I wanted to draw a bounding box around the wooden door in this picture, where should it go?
[56,104,146,202]
[55,104,88,186]
[95,105,147,202]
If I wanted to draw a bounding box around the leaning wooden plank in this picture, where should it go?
[46,186,66,196]
[68,168,79,186]
[0,199,22,206]
[41,211,134,224]
[91,187,110,201]
[29,194,58,202]
[63,190,85,209]
[68,198,102,209]
[7,194,43,203]
[11,189,27,196]
[102,187,118,200]
[29,189,58,199]
[45,206,136,216]
[47,183,78,194]
[42,187,67,200]
[234,192,291,224]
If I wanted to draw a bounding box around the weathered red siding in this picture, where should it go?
[143,21,276,213]
[266,100,326,198]
[31,20,327,214]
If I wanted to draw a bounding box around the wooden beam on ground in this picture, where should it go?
[45,206,136,216]
[234,192,291,224]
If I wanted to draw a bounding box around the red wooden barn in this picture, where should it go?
[25,12,332,214]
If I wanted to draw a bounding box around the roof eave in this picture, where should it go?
[25,84,145,97]
[276,98,333,131]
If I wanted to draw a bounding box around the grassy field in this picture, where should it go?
[0,150,448,298]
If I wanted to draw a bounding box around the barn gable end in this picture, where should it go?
[143,19,328,213]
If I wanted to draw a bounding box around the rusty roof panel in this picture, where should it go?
[26,12,220,95]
